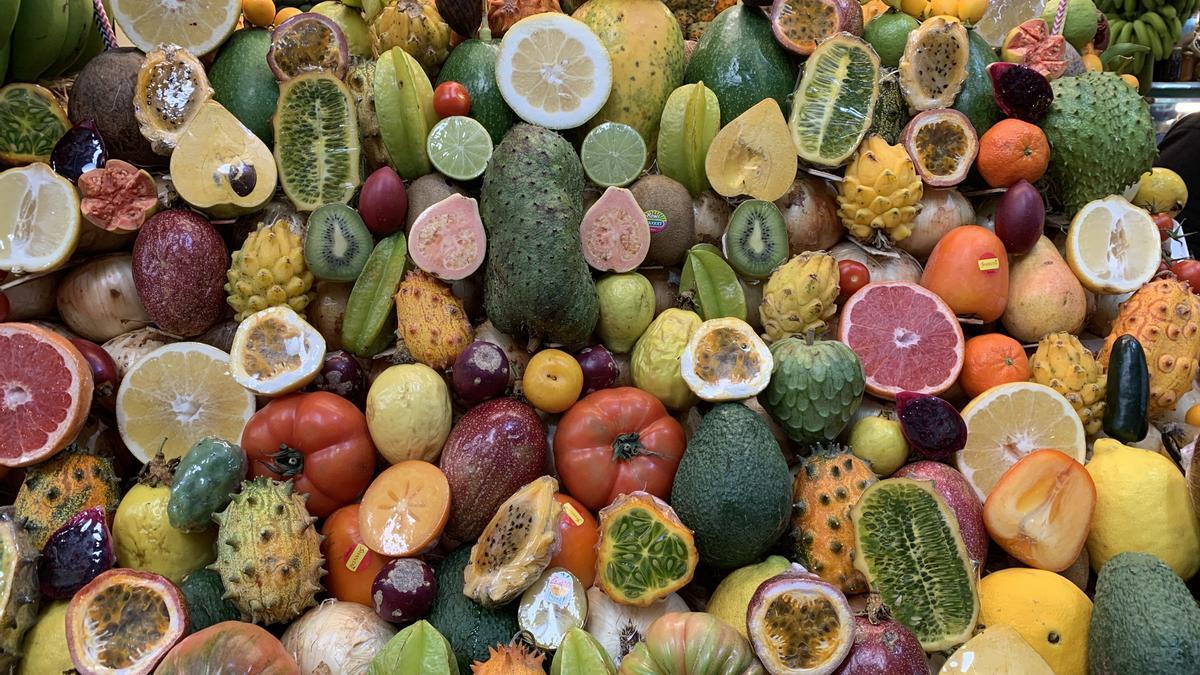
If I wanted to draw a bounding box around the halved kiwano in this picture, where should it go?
[595,491,698,608]
[770,0,863,56]
[408,193,487,281]
[0,324,93,467]
[580,186,651,273]
[837,281,964,400]
[66,569,188,675]
[901,108,978,187]
[229,305,326,396]
[274,73,361,212]
[465,476,561,608]
[898,16,970,111]
[788,34,880,167]
[132,44,213,156]
[850,478,979,651]
[747,570,855,674]
[358,460,451,558]
[706,99,797,202]
[0,83,69,165]
[268,12,349,82]
[679,317,773,402]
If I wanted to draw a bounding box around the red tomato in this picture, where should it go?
[1171,259,1200,294]
[433,81,471,119]
[549,494,599,587]
[553,387,687,512]
[242,391,377,517]
[837,259,870,304]
[321,504,395,607]
[1154,212,1175,243]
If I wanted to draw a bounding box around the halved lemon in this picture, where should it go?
[117,342,256,463]
[229,305,326,396]
[495,13,613,130]
[1065,195,1160,294]
[0,163,80,273]
[956,382,1086,501]
[110,0,241,55]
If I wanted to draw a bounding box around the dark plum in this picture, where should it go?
[575,345,619,395]
[987,62,1054,123]
[358,166,408,237]
[71,338,120,409]
[451,340,510,402]
[50,119,107,183]
[834,616,927,675]
[895,391,966,461]
[371,557,436,624]
[306,350,367,405]
[39,506,114,599]
[994,180,1045,255]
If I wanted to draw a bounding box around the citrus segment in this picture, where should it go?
[116,342,256,463]
[1065,196,1160,295]
[426,116,494,181]
[836,281,965,399]
[581,122,647,187]
[229,305,326,396]
[110,0,241,56]
[0,323,93,467]
[957,382,1086,501]
[0,163,81,273]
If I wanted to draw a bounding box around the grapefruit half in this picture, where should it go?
[0,323,94,467]
[837,281,964,399]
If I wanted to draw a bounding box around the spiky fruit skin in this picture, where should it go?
[759,252,840,342]
[789,445,877,594]
[13,446,120,549]
[471,643,546,674]
[762,337,865,444]
[664,0,738,40]
[1098,278,1200,418]
[395,270,473,371]
[488,0,561,36]
[1031,332,1106,434]
[210,478,324,625]
[370,0,451,75]
[837,135,923,243]
[0,507,39,668]
[225,220,316,322]
[1038,72,1156,214]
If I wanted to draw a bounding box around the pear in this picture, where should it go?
[1001,236,1087,343]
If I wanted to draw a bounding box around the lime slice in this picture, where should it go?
[426,116,494,181]
[581,122,646,187]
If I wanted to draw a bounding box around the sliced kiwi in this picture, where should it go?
[304,203,374,282]
[723,199,789,280]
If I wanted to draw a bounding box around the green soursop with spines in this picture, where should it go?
[480,124,599,346]
[1038,72,1156,214]
[670,403,792,569]
[209,477,324,626]
[762,336,865,445]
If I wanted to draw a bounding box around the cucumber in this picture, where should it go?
[436,38,515,146]
[1102,334,1149,443]
[953,29,999,137]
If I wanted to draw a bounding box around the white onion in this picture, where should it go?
[895,188,975,260]
[693,191,732,246]
[585,587,688,667]
[830,239,923,284]
[281,600,396,675]
[56,254,151,342]
[774,177,842,255]
[102,327,178,380]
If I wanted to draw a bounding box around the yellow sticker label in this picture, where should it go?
[563,502,584,527]
[346,544,369,572]
[978,257,1000,271]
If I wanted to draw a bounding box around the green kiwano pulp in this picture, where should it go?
[762,337,865,445]
[273,73,362,211]
[601,506,693,604]
[0,84,68,164]
[368,620,459,675]
[850,478,979,651]
[631,308,702,411]
[788,35,881,168]
[168,437,247,533]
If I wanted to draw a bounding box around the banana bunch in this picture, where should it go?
[1,0,109,85]
[1099,0,1192,68]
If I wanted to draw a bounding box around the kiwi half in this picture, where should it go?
[723,199,789,279]
[304,203,374,282]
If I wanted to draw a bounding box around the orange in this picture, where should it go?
[960,333,1030,398]
[242,0,276,27]
[976,119,1050,188]
[273,6,302,26]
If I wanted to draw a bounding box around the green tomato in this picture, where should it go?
[849,415,909,477]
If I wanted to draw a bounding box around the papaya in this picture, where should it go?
[919,226,1009,323]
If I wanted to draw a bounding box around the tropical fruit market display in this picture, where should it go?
[4,0,1200,671]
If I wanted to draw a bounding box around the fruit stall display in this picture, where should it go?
[2,0,1200,672]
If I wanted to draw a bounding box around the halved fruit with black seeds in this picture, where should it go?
[273,73,362,212]
[132,44,212,156]
[463,475,561,608]
[901,108,978,187]
[66,569,188,675]
[747,567,855,675]
[595,491,698,607]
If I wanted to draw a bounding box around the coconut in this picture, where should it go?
[68,49,160,166]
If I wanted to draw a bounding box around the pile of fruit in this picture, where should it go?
[2,0,1200,672]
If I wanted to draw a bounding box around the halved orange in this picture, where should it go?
[358,460,451,557]
[0,323,93,467]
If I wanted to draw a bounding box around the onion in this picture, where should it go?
[5,272,59,321]
[643,268,680,317]
[585,587,688,666]
[894,188,974,260]
[196,320,239,353]
[774,176,842,255]
[310,281,353,352]
[838,395,896,443]
[56,254,152,342]
[1088,290,1132,337]
[102,327,178,380]
[693,191,732,245]
[975,196,1000,231]
[281,600,396,675]
[830,239,923,284]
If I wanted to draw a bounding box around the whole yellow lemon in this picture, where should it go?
[978,568,1092,675]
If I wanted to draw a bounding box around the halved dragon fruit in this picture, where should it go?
[39,506,114,599]
[988,62,1055,123]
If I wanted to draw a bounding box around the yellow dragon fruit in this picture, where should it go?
[1030,332,1106,434]
[837,135,923,244]
[226,220,315,322]
[370,0,451,75]
[759,251,840,342]
[395,270,473,370]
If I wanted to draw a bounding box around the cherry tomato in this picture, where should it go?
[433,82,471,119]
[1153,212,1175,243]
[837,259,871,304]
[1171,259,1200,294]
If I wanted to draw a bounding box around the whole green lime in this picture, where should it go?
[1040,0,1099,50]
[863,12,920,69]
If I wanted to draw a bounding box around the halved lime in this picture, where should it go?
[426,116,493,181]
[581,122,646,187]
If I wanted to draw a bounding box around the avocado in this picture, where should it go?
[427,546,518,672]
[952,30,999,138]
[670,403,792,568]
[436,38,515,146]
[1089,552,1200,675]
[208,29,279,146]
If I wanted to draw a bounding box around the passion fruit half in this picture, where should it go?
[901,108,978,188]
[679,317,773,402]
[66,569,188,675]
[268,13,350,82]
[747,567,855,675]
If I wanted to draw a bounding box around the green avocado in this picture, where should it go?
[427,546,518,673]
[436,38,515,146]
[208,29,279,146]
